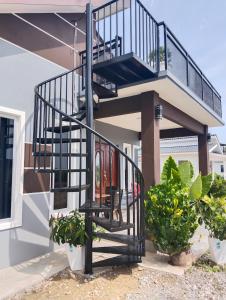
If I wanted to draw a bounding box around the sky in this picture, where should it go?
[142,0,226,142]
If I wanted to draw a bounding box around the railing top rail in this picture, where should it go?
[93,0,158,25]
[158,21,221,100]
[35,64,85,88]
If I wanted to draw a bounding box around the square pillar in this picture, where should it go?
[198,125,209,176]
[141,92,160,191]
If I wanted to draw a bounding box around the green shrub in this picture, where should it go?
[145,156,212,256]
[209,174,226,198]
[49,210,102,247]
[199,195,226,241]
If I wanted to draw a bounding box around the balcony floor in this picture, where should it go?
[93,52,156,86]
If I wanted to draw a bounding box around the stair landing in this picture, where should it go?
[93,52,156,87]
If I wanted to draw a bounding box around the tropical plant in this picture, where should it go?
[208,174,226,198]
[199,195,226,241]
[49,210,102,247]
[145,156,212,256]
[149,46,172,65]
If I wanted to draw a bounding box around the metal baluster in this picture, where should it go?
[135,0,137,54]
[132,166,135,237]
[130,0,132,52]
[123,0,125,54]
[69,120,72,188]
[99,137,102,209]
[79,127,82,208]
[109,145,113,225]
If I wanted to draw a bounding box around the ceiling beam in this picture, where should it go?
[95,91,205,135]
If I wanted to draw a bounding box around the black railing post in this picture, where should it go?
[85,2,94,275]
[156,23,160,73]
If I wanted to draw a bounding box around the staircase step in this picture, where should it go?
[36,138,87,144]
[38,169,88,173]
[92,216,134,232]
[51,184,90,193]
[92,245,139,256]
[79,202,111,212]
[33,152,87,157]
[95,233,139,245]
[92,81,117,99]
[46,125,82,133]
[92,255,141,268]
[62,111,86,122]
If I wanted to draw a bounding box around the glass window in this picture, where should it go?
[95,151,101,189]
[0,117,14,219]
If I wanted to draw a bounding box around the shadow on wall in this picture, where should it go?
[8,193,54,268]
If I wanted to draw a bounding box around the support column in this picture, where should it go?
[198,125,209,176]
[85,2,93,275]
[141,92,160,191]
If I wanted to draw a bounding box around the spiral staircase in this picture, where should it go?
[33,2,146,274]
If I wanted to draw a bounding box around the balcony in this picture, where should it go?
[87,0,222,124]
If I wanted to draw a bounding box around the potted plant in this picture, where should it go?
[199,195,226,265]
[49,210,101,271]
[145,156,211,266]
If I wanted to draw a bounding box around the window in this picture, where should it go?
[0,106,25,230]
[53,133,68,210]
[221,165,224,173]
[0,117,14,219]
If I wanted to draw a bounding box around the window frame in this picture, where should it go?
[0,106,25,231]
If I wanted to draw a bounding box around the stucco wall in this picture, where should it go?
[0,38,67,269]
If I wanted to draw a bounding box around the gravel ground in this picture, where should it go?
[14,258,226,300]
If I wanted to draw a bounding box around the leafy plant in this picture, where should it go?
[49,210,102,247]
[199,195,226,241]
[209,174,226,198]
[149,46,172,65]
[145,156,212,256]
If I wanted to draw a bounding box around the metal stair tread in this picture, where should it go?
[79,202,111,212]
[50,184,90,193]
[33,152,88,157]
[92,80,118,99]
[92,216,134,232]
[92,245,140,256]
[92,255,141,268]
[36,138,87,144]
[37,168,88,173]
[46,124,82,133]
[95,232,139,245]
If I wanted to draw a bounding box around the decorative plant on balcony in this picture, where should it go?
[145,156,211,265]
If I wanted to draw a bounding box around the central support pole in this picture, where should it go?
[85,2,94,275]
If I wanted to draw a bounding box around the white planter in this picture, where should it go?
[65,244,85,271]
[209,237,226,265]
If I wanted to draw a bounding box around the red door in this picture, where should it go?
[95,143,118,200]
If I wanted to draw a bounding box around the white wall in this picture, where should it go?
[0,38,67,269]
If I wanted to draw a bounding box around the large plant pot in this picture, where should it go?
[65,244,85,271]
[209,237,226,265]
[169,250,193,267]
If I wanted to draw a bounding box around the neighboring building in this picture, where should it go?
[160,135,226,179]
[0,0,224,273]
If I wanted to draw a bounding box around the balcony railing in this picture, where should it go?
[92,0,222,118]
[158,22,222,118]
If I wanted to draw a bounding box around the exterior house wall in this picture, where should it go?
[0,38,67,269]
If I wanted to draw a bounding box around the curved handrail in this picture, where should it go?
[34,65,143,181]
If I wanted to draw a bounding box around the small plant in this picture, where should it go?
[199,196,226,241]
[208,174,226,198]
[145,156,211,256]
[49,210,102,247]
[149,46,172,66]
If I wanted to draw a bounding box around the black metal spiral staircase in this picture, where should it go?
[33,2,145,274]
